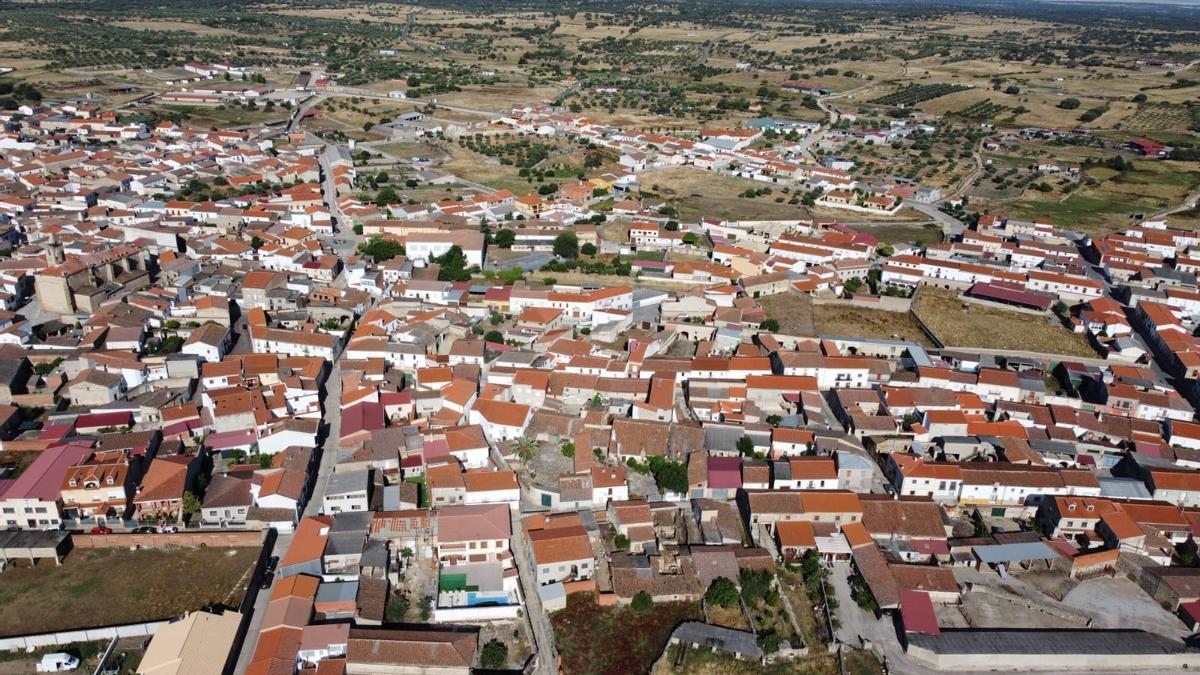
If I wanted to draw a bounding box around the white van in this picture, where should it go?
[36,653,80,672]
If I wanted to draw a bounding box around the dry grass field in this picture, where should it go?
[641,168,808,222]
[759,292,931,344]
[0,546,258,637]
[912,287,1095,356]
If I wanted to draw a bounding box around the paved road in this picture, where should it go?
[319,144,350,233]
[793,83,875,161]
[288,93,326,133]
[231,530,291,674]
[905,200,966,239]
[232,346,346,672]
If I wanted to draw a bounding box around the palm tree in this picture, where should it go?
[511,436,539,462]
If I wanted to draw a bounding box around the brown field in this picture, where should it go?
[0,546,258,637]
[913,287,1096,356]
[640,168,809,222]
[705,603,750,631]
[435,84,566,112]
[437,143,535,193]
[759,292,931,344]
[163,105,288,129]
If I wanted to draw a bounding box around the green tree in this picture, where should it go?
[357,237,405,262]
[484,330,505,343]
[631,591,654,611]
[181,491,201,519]
[480,640,508,669]
[250,235,265,250]
[385,593,409,623]
[375,186,399,206]
[432,245,472,282]
[560,441,575,458]
[705,577,739,609]
[736,435,755,456]
[581,242,597,256]
[511,436,539,461]
[646,456,688,494]
[614,533,630,551]
[739,568,773,604]
[759,318,779,332]
[1057,98,1081,110]
[554,232,579,259]
[494,229,516,248]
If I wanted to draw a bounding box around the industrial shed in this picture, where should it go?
[0,530,71,566]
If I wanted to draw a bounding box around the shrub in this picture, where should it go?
[705,577,739,609]
[631,591,654,611]
[480,640,508,669]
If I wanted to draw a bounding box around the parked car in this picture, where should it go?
[260,572,275,590]
[882,483,896,496]
[36,653,79,672]
[132,526,157,534]
[265,556,279,574]
[158,525,179,534]
[89,526,112,535]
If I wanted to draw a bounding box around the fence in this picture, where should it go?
[73,530,265,549]
[431,605,521,623]
[0,621,161,653]
[812,295,912,313]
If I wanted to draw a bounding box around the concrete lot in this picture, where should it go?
[1061,576,1188,638]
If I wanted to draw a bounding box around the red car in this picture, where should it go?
[89,526,112,535]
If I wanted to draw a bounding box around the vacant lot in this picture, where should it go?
[642,168,808,222]
[759,293,930,345]
[913,287,1095,357]
[162,105,287,129]
[869,223,943,248]
[439,143,534,193]
[0,546,258,637]
[552,593,701,675]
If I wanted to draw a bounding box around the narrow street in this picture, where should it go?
[509,514,558,675]
[232,361,344,671]
[232,265,348,671]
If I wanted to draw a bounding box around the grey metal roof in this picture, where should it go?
[315,579,359,603]
[907,629,1191,657]
[330,511,372,534]
[671,622,764,660]
[361,539,389,569]
[973,541,1061,564]
[1098,476,1152,500]
[326,470,369,495]
[835,451,875,470]
[325,531,366,557]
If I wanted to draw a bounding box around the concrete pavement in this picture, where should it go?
[905,200,966,239]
